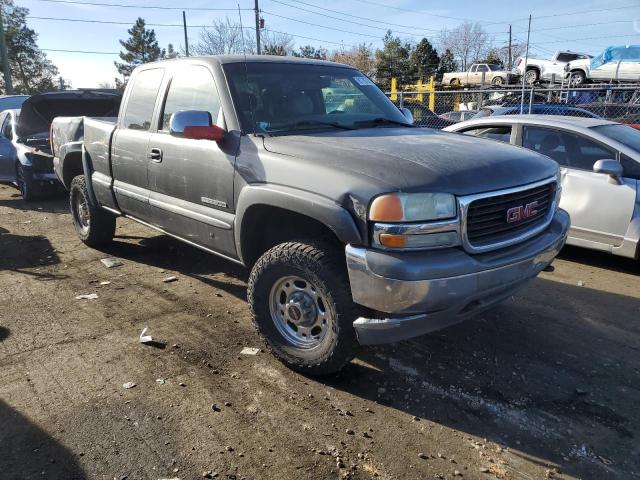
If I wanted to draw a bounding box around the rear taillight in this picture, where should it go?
[516,58,522,67]
[49,124,55,156]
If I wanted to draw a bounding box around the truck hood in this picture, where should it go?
[16,90,121,139]
[262,128,557,196]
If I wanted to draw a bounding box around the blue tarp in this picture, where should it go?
[591,45,640,70]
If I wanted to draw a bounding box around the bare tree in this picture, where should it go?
[439,22,490,71]
[331,44,376,77]
[261,30,294,56]
[194,18,254,55]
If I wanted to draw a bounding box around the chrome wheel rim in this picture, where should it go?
[524,70,537,84]
[73,190,90,234]
[269,275,330,349]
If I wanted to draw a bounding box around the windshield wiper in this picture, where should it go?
[354,117,414,128]
[285,120,355,131]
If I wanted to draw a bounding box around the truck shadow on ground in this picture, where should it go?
[0,227,66,280]
[327,277,640,479]
[101,234,249,300]
[0,399,86,479]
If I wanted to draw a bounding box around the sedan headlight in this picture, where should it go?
[369,192,456,222]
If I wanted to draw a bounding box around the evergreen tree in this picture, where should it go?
[478,48,504,68]
[438,48,458,77]
[292,45,327,60]
[114,17,165,81]
[374,31,412,91]
[0,0,58,94]
[166,43,178,59]
[409,38,440,82]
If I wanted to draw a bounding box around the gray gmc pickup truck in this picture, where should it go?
[52,55,569,374]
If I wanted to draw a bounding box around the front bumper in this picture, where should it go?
[346,209,569,345]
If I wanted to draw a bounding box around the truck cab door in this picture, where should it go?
[522,125,635,250]
[548,53,576,80]
[147,64,238,257]
[111,68,165,222]
[0,113,17,181]
[466,65,477,84]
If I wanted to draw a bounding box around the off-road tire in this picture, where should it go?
[16,163,35,201]
[248,240,360,375]
[69,175,116,247]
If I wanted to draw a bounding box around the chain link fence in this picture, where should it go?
[387,85,640,130]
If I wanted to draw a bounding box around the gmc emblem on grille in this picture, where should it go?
[506,201,538,223]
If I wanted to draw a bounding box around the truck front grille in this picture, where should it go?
[464,180,556,252]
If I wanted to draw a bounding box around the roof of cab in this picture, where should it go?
[142,54,354,69]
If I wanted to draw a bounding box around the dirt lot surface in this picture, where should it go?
[1,183,639,480]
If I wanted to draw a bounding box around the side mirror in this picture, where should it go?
[170,110,226,142]
[400,107,414,124]
[593,159,623,185]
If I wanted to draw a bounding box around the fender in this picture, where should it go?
[56,141,84,189]
[80,145,99,207]
[234,184,363,264]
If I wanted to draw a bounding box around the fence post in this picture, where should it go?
[390,78,398,102]
[428,75,435,112]
[399,91,404,109]
[528,86,535,114]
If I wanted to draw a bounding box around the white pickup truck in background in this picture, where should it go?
[516,51,592,84]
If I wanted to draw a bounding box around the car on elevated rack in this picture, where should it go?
[444,115,640,259]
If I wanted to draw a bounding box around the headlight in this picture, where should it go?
[369,192,456,222]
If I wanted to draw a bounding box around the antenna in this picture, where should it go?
[238,4,257,136]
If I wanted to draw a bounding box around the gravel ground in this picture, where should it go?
[1,183,639,480]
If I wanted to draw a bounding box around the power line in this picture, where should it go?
[269,0,441,34]
[506,3,639,23]
[43,48,119,54]
[261,10,383,39]
[28,15,216,28]
[349,0,507,25]
[30,0,252,11]
[531,33,638,45]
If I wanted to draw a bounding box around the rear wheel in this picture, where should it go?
[450,78,461,87]
[491,76,505,86]
[16,163,34,201]
[248,240,360,375]
[70,175,116,247]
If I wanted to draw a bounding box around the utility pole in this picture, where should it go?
[254,0,261,55]
[508,25,512,70]
[0,6,12,94]
[519,15,532,114]
[182,11,189,57]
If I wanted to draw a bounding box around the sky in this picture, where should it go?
[17,0,640,88]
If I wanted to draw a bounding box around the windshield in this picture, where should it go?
[223,62,410,134]
[593,124,640,151]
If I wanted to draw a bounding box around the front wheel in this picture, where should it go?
[247,241,360,375]
[524,69,539,84]
[569,70,586,87]
[70,175,116,247]
[16,163,34,201]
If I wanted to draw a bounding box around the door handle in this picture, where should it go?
[148,148,162,162]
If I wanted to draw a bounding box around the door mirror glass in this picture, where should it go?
[593,159,623,184]
[169,110,212,137]
[400,107,413,124]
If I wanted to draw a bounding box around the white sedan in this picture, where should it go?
[444,115,640,259]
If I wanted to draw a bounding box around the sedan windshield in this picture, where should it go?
[223,62,411,134]
[593,124,640,152]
